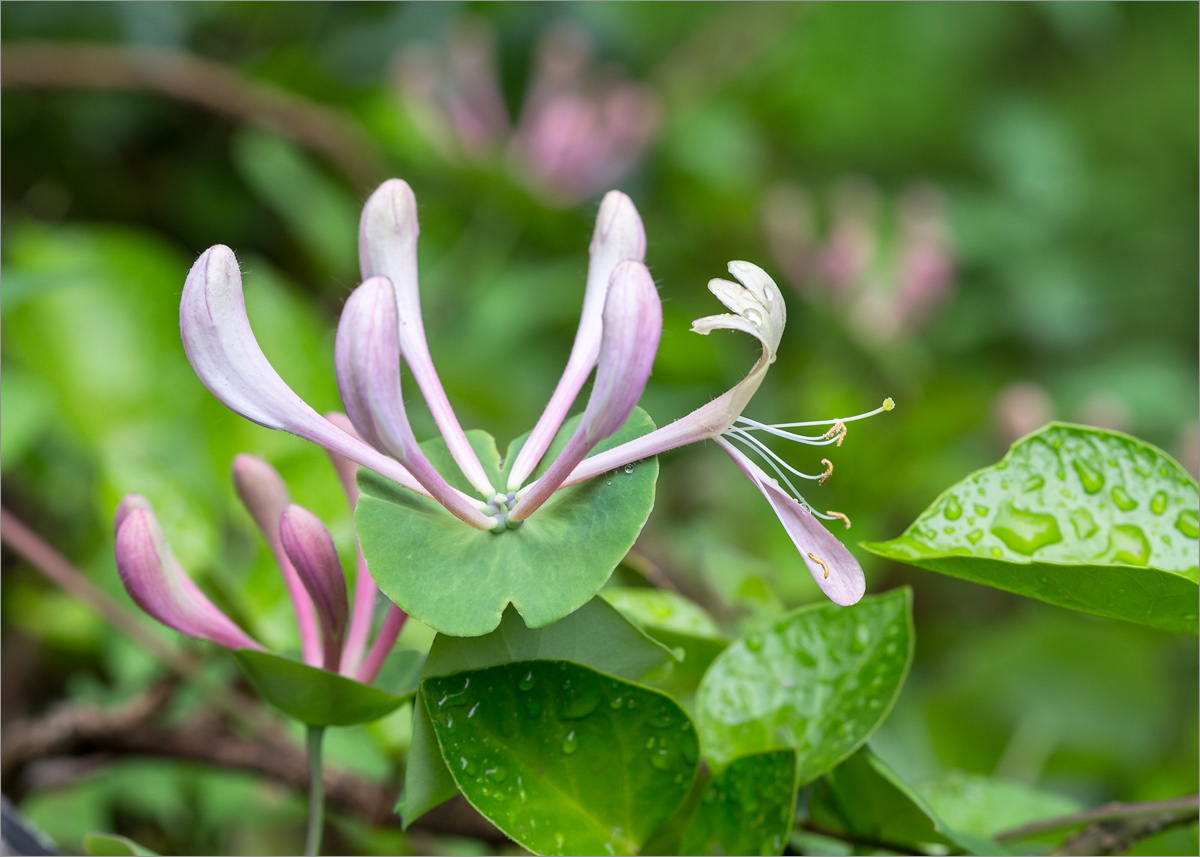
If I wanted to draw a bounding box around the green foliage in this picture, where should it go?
[231,649,409,727]
[696,589,913,774]
[865,424,1200,633]
[358,410,659,636]
[678,751,798,857]
[84,833,158,856]
[399,598,673,828]
[424,660,698,856]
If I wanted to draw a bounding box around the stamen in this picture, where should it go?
[826,510,851,529]
[727,427,830,482]
[733,417,844,446]
[822,421,847,446]
[726,431,809,508]
[807,552,830,579]
[818,458,833,486]
[742,397,895,430]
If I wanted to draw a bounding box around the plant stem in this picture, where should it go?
[995,794,1199,842]
[305,725,327,857]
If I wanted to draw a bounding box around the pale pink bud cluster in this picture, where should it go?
[763,178,955,345]
[115,450,406,681]
[393,18,659,206]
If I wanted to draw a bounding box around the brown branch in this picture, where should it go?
[1052,810,1199,856]
[996,794,1200,843]
[0,41,387,188]
[0,507,270,732]
[2,692,506,845]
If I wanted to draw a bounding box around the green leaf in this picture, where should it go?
[862,423,1200,634]
[423,660,699,856]
[695,589,913,775]
[679,750,798,856]
[920,770,1083,840]
[0,365,53,470]
[84,833,158,856]
[602,588,729,694]
[231,649,408,727]
[399,598,676,828]
[357,408,659,636]
[809,748,998,856]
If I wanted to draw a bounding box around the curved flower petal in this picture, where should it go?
[715,437,865,606]
[506,190,646,490]
[232,454,321,667]
[280,505,348,670]
[511,259,660,522]
[114,501,263,650]
[180,244,429,497]
[562,261,786,486]
[322,411,379,676]
[359,179,494,496]
[335,276,494,530]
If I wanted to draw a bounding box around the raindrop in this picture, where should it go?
[745,632,765,652]
[1150,491,1168,515]
[562,731,578,755]
[651,711,675,729]
[1108,524,1151,566]
[624,464,635,474]
[974,505,990,517]
[518,671,535,691]
[1175,509,1199,540]
[1069,507,1098,540]
[1072,459,1105,494]
[1110,486,1138,512]
[645,737,656,750]
[1023,475,1044,492]
[468,703,479,718]
[966,529,984,545]
[610,697,624,709]
[560,691,601,720]
[442,714,455,732]
[650,749,672,770]
[869,698,882,710]
[461,757,476,775]
[851,624,871,653]
[989,503,1063,556]
[605,479,613,486]
[487,767,509,784]
[944,495,962,521]
[990,547,1004,558]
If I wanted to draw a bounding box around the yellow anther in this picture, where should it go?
[807,552,830,579]
[882,397,895,412]
[827,510,851,529]
[818,458,834,486]
[822,421,847,446]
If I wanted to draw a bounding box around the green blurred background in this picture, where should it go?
[2,3,1196,854]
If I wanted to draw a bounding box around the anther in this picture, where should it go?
[827,510,851,529]
[818,458,834,486]
[822,421,847,446]
[807,552,831,579]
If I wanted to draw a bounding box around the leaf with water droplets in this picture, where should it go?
[695,589,913,777]
[678,750,798,856]
[423,660,699,856]
[358,408,659,637]
[398,598,674,828]
[863,423,1199,634]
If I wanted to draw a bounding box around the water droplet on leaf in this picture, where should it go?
[1110,486,1137,511]
[1150,491,1168,515]
[944,495,962,520]
[990,503,1063,556]
[1176,509,1199,540]
[1072,459,1105,494]
[562,731,578,755]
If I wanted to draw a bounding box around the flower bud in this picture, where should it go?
[279,505,348,670]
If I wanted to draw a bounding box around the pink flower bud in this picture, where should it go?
[279,504,348,671]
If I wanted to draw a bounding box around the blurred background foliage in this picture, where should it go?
[1,2,1196,855]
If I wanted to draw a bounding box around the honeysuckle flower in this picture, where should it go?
[114,455,407,685]
[115,496,263,652]
[179,179,651,535]
[178,175,886,607]
[281,504,348,671]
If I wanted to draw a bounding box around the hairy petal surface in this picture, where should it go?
[115,501,263,650]
[359,179,494,496]
[179,244,428,496]
[335,276,493,529]
[511,260,660,521]
[507,191,647,489]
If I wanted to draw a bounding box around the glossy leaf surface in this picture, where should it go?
[424,660,699,856]
[864,424,1199,633]
[922,770,1083,839]
[679,750,798,857]
[696,589,913,774]
[232,649,407,727]
[399,599,675,828]
[602,588,728,693]
[809,748,996,855]
[358,409,658,636]
[84,834,157,856]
